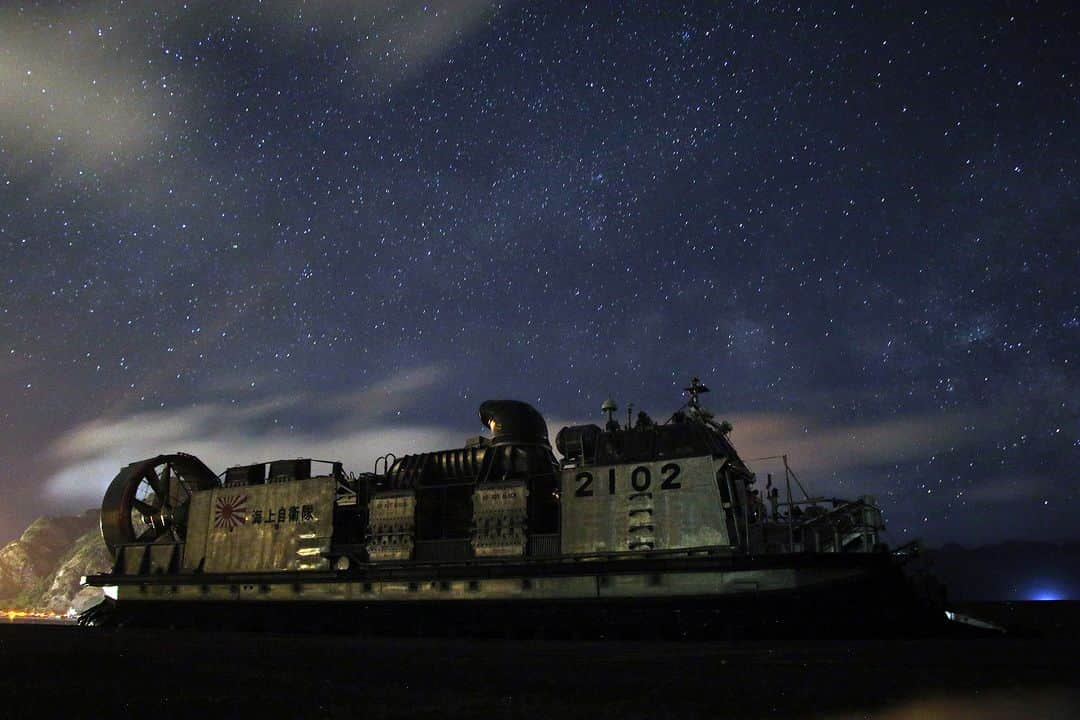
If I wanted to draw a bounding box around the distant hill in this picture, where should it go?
[0,511,110,614]
[925,541,1080,602]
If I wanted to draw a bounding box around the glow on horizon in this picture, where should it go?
[1028,588,1067,601]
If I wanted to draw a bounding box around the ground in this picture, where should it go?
[0,602,1075,719]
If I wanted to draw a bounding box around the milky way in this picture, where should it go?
[0,2,1076,545]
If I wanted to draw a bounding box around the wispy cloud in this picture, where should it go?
[721,410,984,492]
[960,474,1067,505]
[0,0,502,177]
[44,351,990,512]
[258,0,501,88]
[325,364,448,418]
[0,7,165,171]
[45,365,462,505]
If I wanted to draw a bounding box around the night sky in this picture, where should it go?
[1,1,1076,548]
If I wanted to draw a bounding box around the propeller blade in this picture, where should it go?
[136,527,159,543]
[132,499,157,517]
[162,463,174,505]
[146,466,168,499]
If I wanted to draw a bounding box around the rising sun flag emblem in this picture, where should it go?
[213,494,248,531]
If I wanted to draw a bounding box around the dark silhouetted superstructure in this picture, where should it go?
[83,378,968,635]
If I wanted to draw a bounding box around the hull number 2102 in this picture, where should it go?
[574,463,682,497]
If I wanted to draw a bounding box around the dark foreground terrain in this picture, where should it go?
[0,602,1076,719]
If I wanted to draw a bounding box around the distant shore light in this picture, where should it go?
[1028,588,1066,601]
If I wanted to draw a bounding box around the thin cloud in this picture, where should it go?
[0,7,165,171]
[961,475,1065,504]
[0,0,502,175]
[45,424,461,505]
[723,410,983,490]
[258,0,501,88]
[45,365,461,505]
[325,363,447,415]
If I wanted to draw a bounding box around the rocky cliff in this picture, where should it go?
[0,511,110,613]
[39,526,113,613]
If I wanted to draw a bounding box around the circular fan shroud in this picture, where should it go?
[100,453,219,557]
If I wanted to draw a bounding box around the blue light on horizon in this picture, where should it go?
[1028,587,1067,601]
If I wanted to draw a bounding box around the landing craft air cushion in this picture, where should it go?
[82,379,950,635]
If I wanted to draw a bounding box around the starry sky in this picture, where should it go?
[1,1,1076,547]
